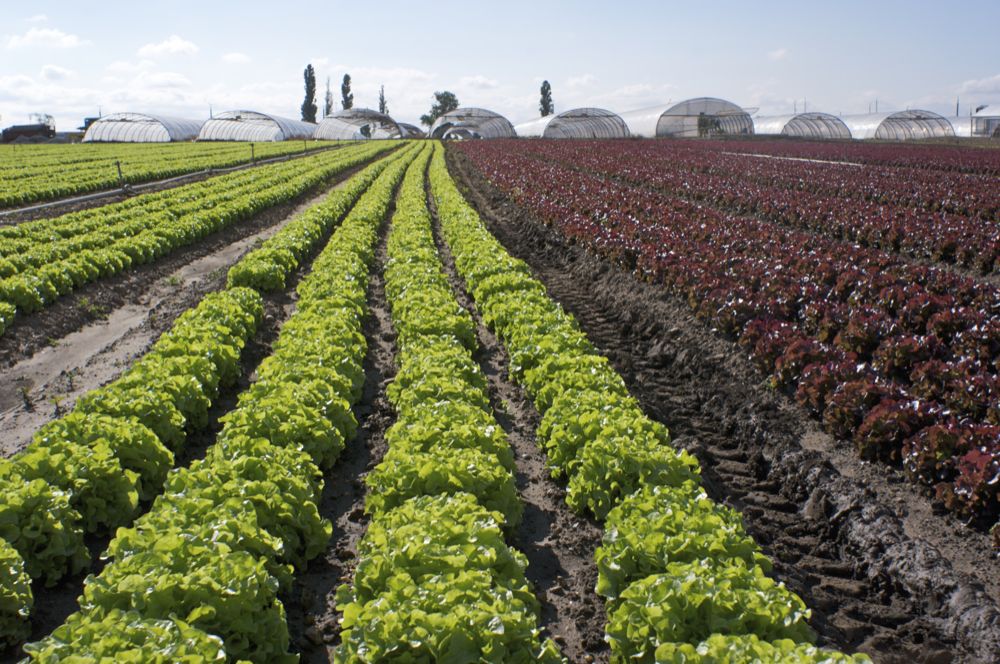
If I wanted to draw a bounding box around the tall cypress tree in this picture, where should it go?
[539,80,553,117]
[378,85,388,115]
[301,64,318,122]
[341,74,354,110]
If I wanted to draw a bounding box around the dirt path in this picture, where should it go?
[447,147,1000,664]
[288,192,399,663]
[427,186,608,662]
[0,165,373,457]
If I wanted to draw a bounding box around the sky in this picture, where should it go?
[2,0,999,132]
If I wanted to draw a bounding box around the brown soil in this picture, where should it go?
[428,185,609,662]
[0,144,346,225]
[289,189,399,662]
[447,146,1000,664]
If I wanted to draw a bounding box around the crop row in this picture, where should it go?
[512,140,1000,273]
[18,138,419,661]
[0,140,338,209]
[0,286,263,648]
[432,146,868,662]
[712,139,1000,177]
[335,144,560,661]
[458,142,1000,539]
[0,142,397,336]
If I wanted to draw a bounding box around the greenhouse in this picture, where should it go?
[840,110,954,140]
[514,108,630,139]
[313,108,402,140]
[197,110,316,141]
[752,112,852,139]
[946,114,1000,138]
[621,98,754,138]
[397,123,426,138]
[429,108,516,139]
[82,113,204,142]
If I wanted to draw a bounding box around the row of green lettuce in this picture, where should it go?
[0,145,416,655]
[429,143,870,663]
[0,140,341,209]
[17,140,420,662]
[334,144,562,661]
[0,141,398,337]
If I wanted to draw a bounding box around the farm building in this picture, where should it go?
[752,112,852,139]
[514,108,630,139]
[840,110,954,140]
[621,98,754,138]
[82,113,204,142]
[198,110,315,141]
[429,108,516,139]
[314,109,402,140]
[397,123,426,138]
[946,113,1000,138]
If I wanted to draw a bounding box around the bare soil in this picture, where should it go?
[427,184,609,662]
[447,146,1000,664]
[289,188,399,662]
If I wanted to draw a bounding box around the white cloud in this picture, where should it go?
[311,57,331,69]
[6,27,89,49]
[222,52,251,64]
[768,48,788,61]
[143,72,192,89]
[566,74,596,89]
[459,75,500,90]
[137,35,199,58]
[960,73,1000,96]
[105,59,155,74]
[40,64,73,81]
[25,14,48,23]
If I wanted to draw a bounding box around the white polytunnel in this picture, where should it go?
[840,110,955,140]
[946,114,1000,138]
[313,108,402,140]
[429,108,517,139]
[397,123,426,139]
[197,110,316,142]
[514,108,630,139]
[82,113,204,142]
[621,97,754,138]
[752,112,852,139]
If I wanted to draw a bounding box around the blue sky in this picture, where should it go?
[2,0,999,131]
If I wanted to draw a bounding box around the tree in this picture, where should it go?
[539,80,553,117]
[341,74,354,110]
[378,85,388,115]
[324,77,334,118]
[420,91,459,127]
[301,64,318,123]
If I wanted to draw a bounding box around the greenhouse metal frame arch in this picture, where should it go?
[313,108,402,140]
[840,110,955,140]
[82,113,204,142]
[429,108,516,139]
[198,110,316,142]
[752,112,852,139]
[514,107,630,139]
[621,98,754,138]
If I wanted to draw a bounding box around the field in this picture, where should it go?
[0,137,998,663]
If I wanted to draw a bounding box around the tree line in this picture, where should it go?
[302,64,556,126]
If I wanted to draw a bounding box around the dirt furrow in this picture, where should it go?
[447,146,1000,664]
[427,185,608,663]
[0,165,372,458]
[289,190,399,663]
